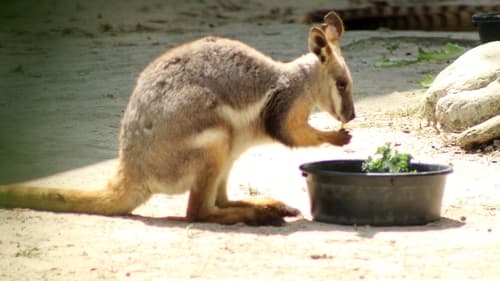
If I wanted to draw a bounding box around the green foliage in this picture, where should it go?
[418,73,435,88]
[15,247,40,258]
[417,43,465,61]
[362,143,414,173]
[375,56,415,67]
[375,43,465,68]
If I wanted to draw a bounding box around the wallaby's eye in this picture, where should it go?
[336,80,347,92]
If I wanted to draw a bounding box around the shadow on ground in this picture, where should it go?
[127,214,465,237]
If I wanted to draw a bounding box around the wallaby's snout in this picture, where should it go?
[332,94,355,124]
[341,87,355,123]
[343,103,356,123]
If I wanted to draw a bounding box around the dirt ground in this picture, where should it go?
[0,0,499,280]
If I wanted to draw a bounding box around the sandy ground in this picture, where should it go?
[0,0,499,280]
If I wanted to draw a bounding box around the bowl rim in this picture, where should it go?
[299,159,453,177]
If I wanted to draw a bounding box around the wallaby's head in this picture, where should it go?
[308,11,355,124]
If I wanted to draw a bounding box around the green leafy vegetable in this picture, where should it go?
[362,143,414,173]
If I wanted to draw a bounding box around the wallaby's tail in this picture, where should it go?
[0,176,151,215]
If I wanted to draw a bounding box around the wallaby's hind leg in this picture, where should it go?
[215,178,300,221]
[218,196,300,220]
[188,181,292,226]
[186,145,299,226]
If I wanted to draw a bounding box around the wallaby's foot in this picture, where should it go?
[250,205,301,226]
[246,207,289,226]
[222,197,300,226]
[188,198,300,226]
[225,197,300,217]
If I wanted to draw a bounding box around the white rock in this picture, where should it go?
[456,115,500,149]
[421,41,500,127]
[436,78,500,132]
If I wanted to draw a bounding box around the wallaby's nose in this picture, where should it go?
[340,100,355,123]
[349,109,356,121]
[342,107,355,123]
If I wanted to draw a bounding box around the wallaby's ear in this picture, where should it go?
[308,27,331,64]
[321,11,344,43]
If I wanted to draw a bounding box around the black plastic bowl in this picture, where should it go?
[472,12,500,43]
[300,160,453,226]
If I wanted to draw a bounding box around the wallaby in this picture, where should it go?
[0,11,355,226]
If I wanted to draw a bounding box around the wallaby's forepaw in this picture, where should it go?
[328,128,351,146]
